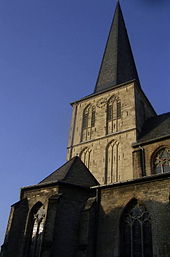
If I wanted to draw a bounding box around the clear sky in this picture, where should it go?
[0,0,169,245]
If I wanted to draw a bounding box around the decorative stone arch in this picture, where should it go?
[81,104,96,142]
[25,201,46,257]
[106,95,121,134]
[79,147,92,169]
[119,198,153,257]
[119,197,138,221]
[107,94,120,103]
[151,146,170,174]
[105,139,120,184]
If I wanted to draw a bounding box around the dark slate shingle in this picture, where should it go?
[138,112,170,143]
[94,1,139,94]
[39,156,99,187]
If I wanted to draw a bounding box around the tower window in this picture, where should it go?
[106,96,121,134]
[107,105,113,121]
[81,104,96,142]
[117,101,121,118]
[152,147,170,174]
[120,200,153,257]
[91,109,96,127]
[82,113,88,129]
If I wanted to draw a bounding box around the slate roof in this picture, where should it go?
[137,112,170,144]
[39,156,99,187]
[94,2,139,94]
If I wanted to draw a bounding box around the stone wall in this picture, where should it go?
[67,81,158,185]
[133,138,170,178]
[96,174,170,257]
[1,183,96,257]
[67,82,139,184]
[134,85,156,136]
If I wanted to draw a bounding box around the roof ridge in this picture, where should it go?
[63,156,78,180]
[39,157,77,184]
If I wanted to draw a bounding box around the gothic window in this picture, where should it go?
[82,112,88,129]
[91,108,96,127]
[26,202,46,257]
[106,96,121,134]
[117,101,121,119]
[80,147,92,169]
[105,140,120,184]
[120,199,153,257]
[107,104,113,121]
[152,147,170,174]
[81,105,96,142]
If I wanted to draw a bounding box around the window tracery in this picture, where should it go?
[120,200,153,257]
[152,147,170,174]
[27,203,46,257]
[81,104,96,142]
[106,95,121,134]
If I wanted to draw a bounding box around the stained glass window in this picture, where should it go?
[120,200,153,257]
[153,148,170,174]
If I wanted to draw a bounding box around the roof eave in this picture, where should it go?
[132,134,170,148]
[91,172,170,190]
[70,79,137,106]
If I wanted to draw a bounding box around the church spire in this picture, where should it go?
[94,1,139,93]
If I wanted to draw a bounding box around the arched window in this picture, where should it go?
[26,202,46,257]
[105,140,120,184]
[106,95,121,134]
[80,147,92,169]
[120,199,153,257]
[152,147,170,174]
[81,105,96,142]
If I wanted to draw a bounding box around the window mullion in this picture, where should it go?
[140,221,144,257]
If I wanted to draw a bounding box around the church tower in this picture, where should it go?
[1,2,170,257]
[67,2,156,184]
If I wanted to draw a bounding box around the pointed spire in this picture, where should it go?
[94,2,139,93]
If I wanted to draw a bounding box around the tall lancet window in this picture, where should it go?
[120,199,153,257]
[106,95,121,134]
[80,147,92,169]
[27,202,46,257]
[105,140,120,184]
[152,147,170,174]
[81,104,96,142]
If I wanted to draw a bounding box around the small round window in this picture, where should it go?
[153,147,170,174]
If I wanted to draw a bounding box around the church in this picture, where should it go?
[1,2,170,257]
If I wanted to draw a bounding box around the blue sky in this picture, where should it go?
[0,0,170,245]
